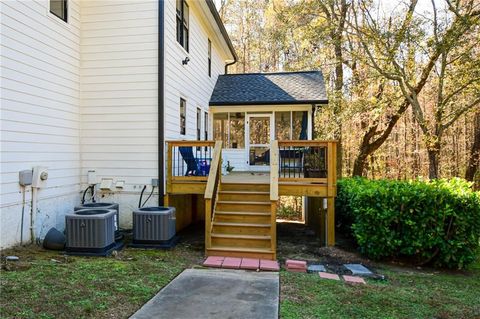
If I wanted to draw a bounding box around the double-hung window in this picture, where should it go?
[176,0,189,51]
[50,0,68,22]
[204,112,208,140]
[196,108,201,141]
[208,39,212,77]
[180,98,186,135]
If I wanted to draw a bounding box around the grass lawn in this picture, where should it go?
[1,224,479,319]
[0,245,204,319]
[280,265,480,319]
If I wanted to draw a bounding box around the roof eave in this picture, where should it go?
[205,0,238,62]
[209,99,329,106]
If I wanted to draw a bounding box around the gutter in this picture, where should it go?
[209,100,329,106]
[158,0,165,205]
[224,60,236,74]
[204,0,237,74]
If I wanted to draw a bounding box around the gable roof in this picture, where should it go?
[209,71,328,106]
[205,0,237,62]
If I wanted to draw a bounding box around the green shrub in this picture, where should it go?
[336,177,480,269]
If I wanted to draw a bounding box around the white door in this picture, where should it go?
[246,114,273,170]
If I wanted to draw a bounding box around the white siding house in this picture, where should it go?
[1,0,82,248]
[0,0,236,248]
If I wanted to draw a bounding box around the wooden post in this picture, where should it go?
[327,142,334,197]
[205,199,211,250]
[327,197,335,246]
[166,142,173,193]
[164,194,170,207]
[270,140,279,259]
[270,201,277,259]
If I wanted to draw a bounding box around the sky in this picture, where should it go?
[213,0,436,15]
[378,0,435,15]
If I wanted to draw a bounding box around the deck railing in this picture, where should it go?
[278,140,336,180]
[166,140,215,192]
[204,141,222,250]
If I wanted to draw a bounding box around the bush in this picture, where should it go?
[336,177,480,269]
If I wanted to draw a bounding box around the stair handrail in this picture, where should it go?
[204,140,222,250]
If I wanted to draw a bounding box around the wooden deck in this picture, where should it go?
[165,140,337,259]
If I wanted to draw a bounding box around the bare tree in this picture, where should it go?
[465,111,480,186]
[351,0,480,178]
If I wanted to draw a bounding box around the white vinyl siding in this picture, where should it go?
[0,0,82,248]
[164,0,226,142]
[79,0,159,193]
[0,0,230,248]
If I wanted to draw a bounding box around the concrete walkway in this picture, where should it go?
[130,268,279,319]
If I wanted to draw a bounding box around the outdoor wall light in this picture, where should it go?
[182,57,190,65]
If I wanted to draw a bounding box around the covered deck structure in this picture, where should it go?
[165,71,337,260]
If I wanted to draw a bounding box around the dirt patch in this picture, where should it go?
[276,222,378,274]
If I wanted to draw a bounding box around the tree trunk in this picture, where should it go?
[465,112,480,182]
[427,148,440,179]
[353,150,368,176]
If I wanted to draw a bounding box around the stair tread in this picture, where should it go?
[213,222,271,227]
[219,191,270,195]
[207,246,274,253]
[211,233,271,240]
[215,211,271,216]
[217,200,271,205]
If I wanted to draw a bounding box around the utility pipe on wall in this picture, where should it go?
[31,186,38,244]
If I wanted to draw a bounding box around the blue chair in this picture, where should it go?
[179,147,199,176]
[178,147,211,176]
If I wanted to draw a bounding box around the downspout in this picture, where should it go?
[311,104,316,139]
[158,0,165,206]
[224,60,236,74]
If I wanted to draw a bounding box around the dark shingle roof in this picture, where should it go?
[209,71,328,106]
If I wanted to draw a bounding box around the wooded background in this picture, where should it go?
[218,0,480,186]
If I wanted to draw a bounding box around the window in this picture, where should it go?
[208,39,212,77]
[213,113,228,146]
[204,112,208,140]
[292,111,308,140]
[180,98,186,135]
[176,0,189,51]
[274,111,308,140]
[196,108,201,141]
[50,0,67,22]
[213,112,245,149]
[229,113,245,149]
[275,111,291,140]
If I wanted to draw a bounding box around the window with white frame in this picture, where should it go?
[176,0,189,51]
[180,98,186,135]
[196,108,201,141]
[213,112,245,149]
[274,111,308,140]
[204,112,208,140]
[208,39,212,77]
[50,0,68,22]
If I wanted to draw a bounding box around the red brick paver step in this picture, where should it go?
[240,258,260,270]
[203,256,224,268]
[260,260,280,271]
[222,257,242,269]
[286,259,307,269]
[343,275,366,284]
[319,272,340,280]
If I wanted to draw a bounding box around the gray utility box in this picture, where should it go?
[75,202,119,231]
[133,207,176,243]
[65,209,116,252]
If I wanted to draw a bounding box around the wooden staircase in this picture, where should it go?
[206,183,276,260]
